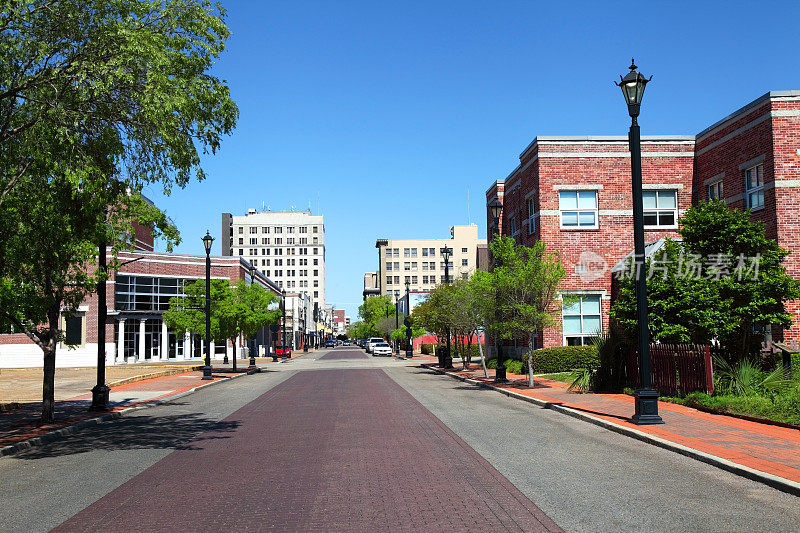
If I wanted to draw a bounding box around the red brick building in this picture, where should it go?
[0,227,282,368]
[487,90,800,351]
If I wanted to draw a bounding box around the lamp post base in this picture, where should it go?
[201,365,214,380]
[223,355,229,364]
[89,384,111,411]
[494,366,508,383]
[248,355,257,369]
[443,356,453,369]
[632,388,664,424]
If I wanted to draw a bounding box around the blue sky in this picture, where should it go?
[144,0,800,320]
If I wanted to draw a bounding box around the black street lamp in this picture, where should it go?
[281,289,287,358]
[248,265,258,370]
[394,292,400,355]
[440,246,453,369]
[489,197,507,383]
[616,59,662,425]
[89,235,111,411]
[201,231,214,380]
[404,279,413,358]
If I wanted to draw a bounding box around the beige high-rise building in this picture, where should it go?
[222,209,325,308]
[375,224,486,299]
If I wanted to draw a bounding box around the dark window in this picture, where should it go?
[65,316,82,345]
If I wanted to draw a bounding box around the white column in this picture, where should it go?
[117,319,126,363]
[183,331,191,360]
[137,319,146,363]
[209,340,215,361]
[160,321,169,360]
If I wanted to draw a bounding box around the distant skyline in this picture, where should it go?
[142,0,800,320]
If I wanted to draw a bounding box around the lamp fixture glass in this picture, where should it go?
[202,231,214,254]
[616,59,651,118]
[488,197,503,220]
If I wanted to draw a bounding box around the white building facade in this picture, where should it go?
[222,209,326,310]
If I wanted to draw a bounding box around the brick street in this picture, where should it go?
[3,348,800,532]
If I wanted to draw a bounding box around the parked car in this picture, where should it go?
[324,340,336,348]
[372,342,392,357]
[342,340,351,346]
[366,337,384,353]
[275,345,292,357]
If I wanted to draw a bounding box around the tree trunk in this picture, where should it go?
[232,339,237,371]
[527,339,534,388]
[477,330,488,378]
[41,305,60,423]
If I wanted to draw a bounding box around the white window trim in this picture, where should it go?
[744,163,765,210]
[643,189,679,229]
[561,292,603,346]
[559,190,599,230]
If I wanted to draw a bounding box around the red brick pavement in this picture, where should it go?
[0,371,232,449]
[433,364,800,485]
[53,368,562,532]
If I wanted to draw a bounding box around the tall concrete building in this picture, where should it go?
[375,224,486,299]
[222,209,326,308]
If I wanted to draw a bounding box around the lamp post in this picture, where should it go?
[616,59,662,424]
[394,292,400,355]
[440,246,454,368]
[404,279,413,358]
[281,289,287,357]
[201,231,214,380]
[89,235,111,411]
[488,198,507,383]
[248,265,258,369]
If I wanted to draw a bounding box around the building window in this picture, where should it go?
[422,275,429,284]
[394,276,399,284]
[461,247,467,253]
[250,238,257,245]
[422,249,428,257]
[313,269,318,276]
[745,164,764,209]
[422,263,428,271]
[238,249,243,256]
[411,262,417,270]
[313,248,318,255]
[562,294,602,346]
[275,227,282,234]
[411,248,417,257]
[404,262,410,271]
[526,197,538,234]
[428,248,435,256]
[313,226,319,233]
[412,276,418,284]
[262,227,269,233]
[461,259,468,266]
[63,314,84,346]
[386,262,393,271]
[405,276,410,284]
[559,190,598,229]
[249,227,257,234]
[314,259,319,265]
[238,227,243,234]
[643,190,677,227]
[238,238,244,245]
[287,227,295,233]
[404,248,410,257]
[314,280,319,287]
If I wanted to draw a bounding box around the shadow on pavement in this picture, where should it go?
[12,409,240,460]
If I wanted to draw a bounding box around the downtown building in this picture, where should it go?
[221,208,326,349]
[487,90,800,351]
[370,225,487,306]
[0,221,283,368]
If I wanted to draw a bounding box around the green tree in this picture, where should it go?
[0,0,237,422]
[217,280,281,362]
[357,295,395,335]
[163,279,233,344]
[610,201,800,361]
[491,236,568,386]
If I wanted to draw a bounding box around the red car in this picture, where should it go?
[275,345,292,358]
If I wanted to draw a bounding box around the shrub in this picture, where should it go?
[420,344,434,355]
[486,358,497,369]
[505,359,525,375]
[528,346,599,374]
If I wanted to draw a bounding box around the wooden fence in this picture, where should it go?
[626,344,714,396]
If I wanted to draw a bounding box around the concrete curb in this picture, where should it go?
[108,366,204,388]
[421,363,800,498]
[0,371,252,459]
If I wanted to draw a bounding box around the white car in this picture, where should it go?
[365,337,384,353]
[372,342,392,357]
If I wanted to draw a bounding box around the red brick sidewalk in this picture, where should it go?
[424,363,800,491]
[0,370,241,451]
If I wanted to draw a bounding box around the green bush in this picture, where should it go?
[528,346,599,374]
[486,358,497,369]
[505,359,525,375]
[420,344,433,355]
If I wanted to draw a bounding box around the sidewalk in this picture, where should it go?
[0,359,281,454]
[422,361,800,495]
